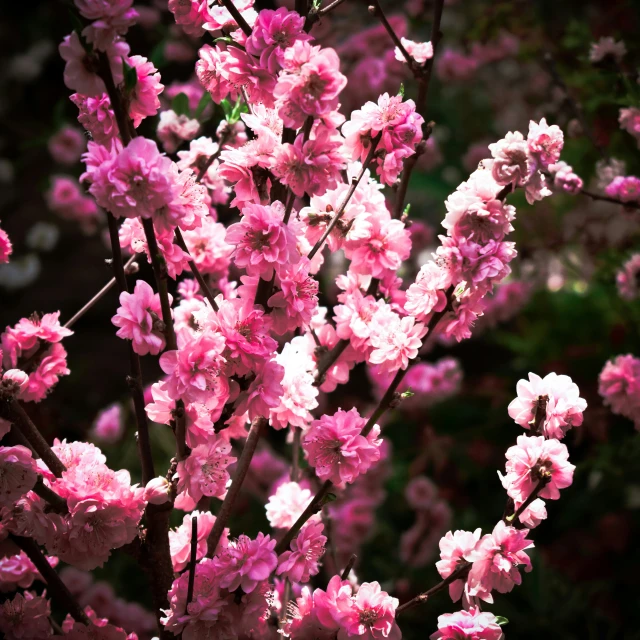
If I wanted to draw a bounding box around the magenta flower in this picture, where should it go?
[127,55,164,128]
[277,516,326,583]
[303,408,381,487]
[527,118,564,169]
[431,607,503,640]
[112,279,170,356]
[0,226,12,264]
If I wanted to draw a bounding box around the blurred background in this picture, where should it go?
[1,0,640,638]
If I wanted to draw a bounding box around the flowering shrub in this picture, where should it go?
[0,0,639,638]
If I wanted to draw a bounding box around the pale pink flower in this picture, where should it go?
[168,0,208,37]
[143,476,171,505]
[488,131,532,187]
[431,607,503,640]
[0,369,29,400]
[266,481,313,529]
[395,38,433,64]
[226,201,300,279]
[0,446,37,507]
[303,408,382,487]
[90,404,123,444]
[112,279,170,356]
[175,437,236,507]
[157,109,201,153]
[467,521,533,602]
[48,125,86,165]
[404,262,450,321]
[169,510,222,573]
[277,516,326,584]
[213,532,278,593]
[616,254,640,300]
[59,32,129,96]
[501,435,575,503]
[436,529,482,602]
[507,372,587,439]
[0,590,52,638]
[181,217,233,277]
[337,581,401,640]
[599,354,640,428]
[526,118,564,169]
[589,36,626,63]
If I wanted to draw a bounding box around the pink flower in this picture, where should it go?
[59,32,129,96]
[337,581,401,640]
[488,131,532,187]
[168,0,208,37]
[175,437,236,507]
[599,354,640,428]
[616,254,640,300]
[436,529,482,602]
[20,343,72,403]
[0,446,37,507]
[343,93,424,186]
[0,369,29,400]
[143,476,171,505]
[404,262,449,322]
[181,217,233,277]
[111,279,169,356]
[90,404,124,444]
[0,552,57,592]
[605,175,640,204]
[226,201,300,280]
[507,372,587,439]
[467,521,533,602]
[303,408,381,487]
[157,110,201,154]
[501,435,575,504]
[395,38,433,64]
[70,93,117,145]
[549,161,583,194]
[235,358,284,421]
[48,125,86,165]
[527,118,564,169]
[89,137,174,219]
[368,307,426,374]
[589,36,626,63]
[266,481,313,529]
[127,55,164,128]
[274,41,347,128]
[431,607,503,640]
[0,226,12,264]
[405,476,437,510]
[195,44,236,104]
[0,590,52,638]
[619,107,640,143]
[213,532,278,593]
[169,510,222,573]
[313,575,354,631]
[77,0,138,50]
[277,516,326,583]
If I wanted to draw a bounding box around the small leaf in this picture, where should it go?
[398,83,405,98]
[194,92,212,120]
[172,92,191,118]
[123,59,138,94]
[401,388,414,399]
[403,203,411,217]
[495,616,509,626]
[214,36,234,45]
[220,98,233,120]
[321,493,338,505]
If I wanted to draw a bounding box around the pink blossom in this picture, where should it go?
[195,44,236,104]
[277,516,326,583]
[126,55,163,127]
[169,510,222,573]
[90,404,123,444]
[275,40,346,127]
[436,529,482,602]
[0,226,12,264]
[337,581,401,640]
[0,590,52,638]
[0,369,30,400]
[605,175,640,204]
[507,372,587,439]
[266,481,313,529]
[501,434,575,504]
[77,0,138,50]
[168,0,208,37]
[225,201,300,280]
[181,217,233,277]
[467,521,533,602]
[616,254,640,300]
[234,358,284,421]
[589,36,626,63]
[303,408,381,487]
[549,160,583,194]
[213,532,278,593]
[157,110,200,153]
[599,354,640,428]
[48,125,86,165]
[175,437,236,507]
[431,607,503,640]
[526,118,564,169]
[619,107,640,144]
[395,38,433,64]
[0,446,37,507]
[111,279,169,356]
[143,476,171,505]
[20,343,71,403]
[313,575,354,631]
[488,131,532,187]
[70,93,117,145]
[59,32,129,96]
[0,552,57,592]
[404,262,449,321]
[405,476,437,510]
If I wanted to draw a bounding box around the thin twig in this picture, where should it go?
[307,132,382,259]
[291,427,301,483]
[220,0,252,36]
[207,417,267,555]
[185,516,198,610]
[10,534,90,624]
[580,188,640,210]
[64,255,137,329]
[368,0,419,74]
[340,554,357,580]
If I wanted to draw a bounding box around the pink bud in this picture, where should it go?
[0,369,29,399]
[144,477,171,505]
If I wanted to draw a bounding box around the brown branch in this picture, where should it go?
[307,132,382,259]
[291,427,301,482]
[10,534,90,625]
[207,417,267,555]
[185,516,198,610]
[580,188,640,210]
[340,554,357,580]
[220,0,252,36]
[304,0,347,31]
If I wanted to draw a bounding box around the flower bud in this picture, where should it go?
[144,476,171,505]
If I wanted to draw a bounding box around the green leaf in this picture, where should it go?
[495,616,509,626]
[220,98,233,120]
[171,92,191,118]
[194,92,212,120]
[123,59,138,94]
[398,83,405,98]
